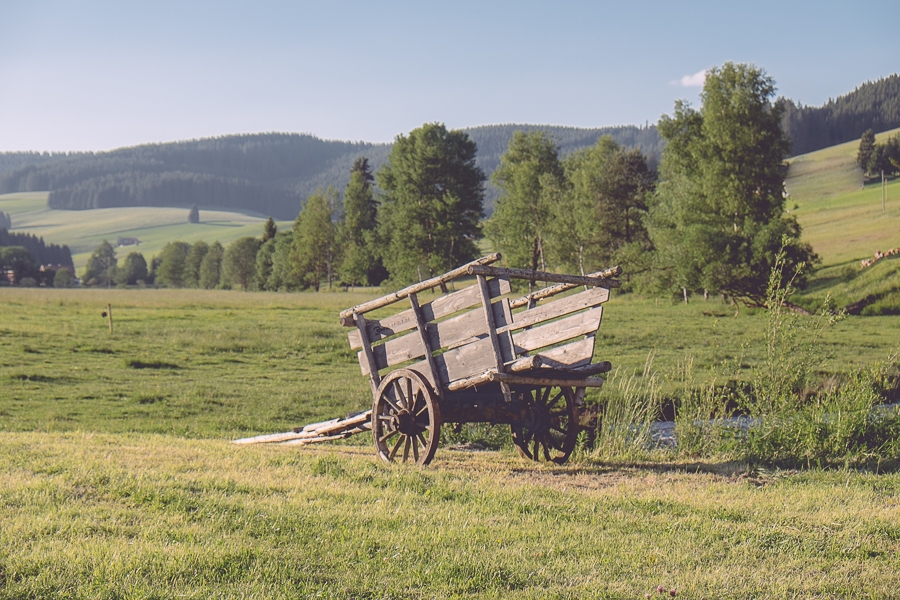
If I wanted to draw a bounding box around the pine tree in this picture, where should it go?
[858,129,876,175]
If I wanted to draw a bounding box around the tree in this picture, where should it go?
[53,268,73,288]
[154,242,191,287]
[268,231,300,291]
[0,246,35,284]
[261,217,277,243]
[858,129,876,174]
[647,63,818,304]
[198,241,224,289]
[221,237,261,290]
[188,204,200,224]
[83,240,117,286]
[551,136,654,276]
[184,241,209,288]
[377,123,485,286]
[116,252,148,286]
[486,131,563,281]
[291,187,340,291]
[339,157,383,286]
[254,237,276,290]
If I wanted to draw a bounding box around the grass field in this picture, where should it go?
[1,287,899,597]
[0,192,293,270]
[786,127,900,266]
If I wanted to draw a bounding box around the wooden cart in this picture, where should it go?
[339,253,621,466]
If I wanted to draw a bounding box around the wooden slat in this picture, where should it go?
[428,298,510,351]
[512,306,603,353]
[339,252,502,324]
[467,265,620,288]
[508,265,622,309]
[357,330,424,375]
[409,292,442,400]
[347,277,511,349]
[534,336,595,369]
[504,287,609,333]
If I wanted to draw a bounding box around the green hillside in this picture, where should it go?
[0,191,291,270]
[787,127,900,266]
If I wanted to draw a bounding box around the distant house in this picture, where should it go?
[117,237,141,247]
[40,264,74,275]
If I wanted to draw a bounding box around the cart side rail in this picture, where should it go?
[339,253,503,326]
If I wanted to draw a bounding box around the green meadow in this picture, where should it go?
[1,286,899,597]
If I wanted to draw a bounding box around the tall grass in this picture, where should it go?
[590,353,661,459]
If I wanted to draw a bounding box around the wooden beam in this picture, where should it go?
[409,293,443,400]
[339,253,502,325]
[467,265,620,290]
[508,266,622,309]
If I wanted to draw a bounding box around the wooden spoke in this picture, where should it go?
[510,385,580,465]
[388,436,404,461]
[372,369,442,466]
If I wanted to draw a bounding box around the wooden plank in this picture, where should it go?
[504,287,609,333]
[535,336,596,369]
[508,265,622,309]
[339,253,502,325]
[355,312,381,393]
[445,355,543,392]
[347,277,511,349]
[512,306,603,353]
[357,330,424,375]
[489,373,606,388]
[468,265,620,288]
[437,334,515,383]
[428,296,510,352]
[477,274,512,402]
[409,293,442,400]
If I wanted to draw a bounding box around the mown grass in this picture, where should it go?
[0,191,293,269]
[1,433,899,598]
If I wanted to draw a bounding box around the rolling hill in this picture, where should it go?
[0,191,292,269]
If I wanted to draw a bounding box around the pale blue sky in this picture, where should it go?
[1,0,896,151]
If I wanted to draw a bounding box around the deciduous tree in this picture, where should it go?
[221,237,261,290]
[198,241,224,289]
[647,63,817,304]
[486,131,563,280]
[291,187,340,291]
[83,240,117,287]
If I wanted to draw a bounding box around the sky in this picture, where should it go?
[1,0,897,152]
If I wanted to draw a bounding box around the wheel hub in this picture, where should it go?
[391,409,417,435]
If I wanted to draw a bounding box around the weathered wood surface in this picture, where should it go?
[339,253,502,325]
[232,411,371,445]
[512,306,604,353]
[502,287,608,332]
[534,336,596,369]
[467,265,620,289]
[445,355,543,391]
[488,372,606,388]
[355,299,513,376]
[508,266,622,309]
[347,278,511,349]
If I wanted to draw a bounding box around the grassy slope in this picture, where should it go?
[787,127,900,266]
[0,192,293,271]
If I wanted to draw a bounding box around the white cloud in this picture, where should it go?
[674,69,707,87]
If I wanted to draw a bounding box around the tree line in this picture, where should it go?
[857,129,900,177]
[74,64,815,309]
[0,229,74,287]
[781,73,900,156]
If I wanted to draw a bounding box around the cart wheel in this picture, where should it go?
[372,369,442,466]
[511,385,579,464]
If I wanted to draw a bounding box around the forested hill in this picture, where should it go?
[781,74,900,156]
[0,126,661,218]
[0,135,390,220]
